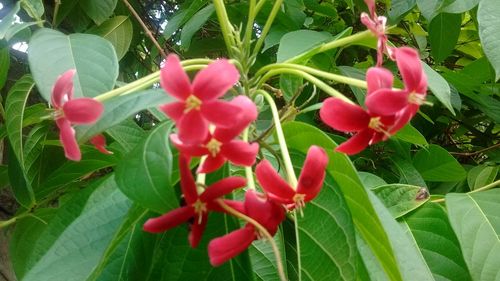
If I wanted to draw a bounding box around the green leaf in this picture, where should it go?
[249,232,288,281]
[391,157,427,187]
[7,142,35,207]
[446,190,500,280]
[388,0,416,22]
[394,124,428,147]
[279,74,303,101]
[180,4,215,51]
[402,202,472,281]
[23,123,51,188]
[163,0,206,39]
[28,28,118,101]
[277,30,332,62]
[76,89,171,142]
[87,16,133,60]
[0,1,20,39]
[429,13,462,63]
[282,121,403,281]
[372,184,430,219]
[22,176,132,281]
[20,0,44,21]
[478,0,500,81]
[5,21,39,41]
[106,119,146,153]
[0,165,9,189]
[358,172,387,189]
[80,0,117,25]
[115,122,178,213]
[337,66,367,105]
[412,144,466,182]
[467,165,499,191]
[441,0,479,13]
[0,47,10,89]
[416,0,445,21]
[422,62,455,114]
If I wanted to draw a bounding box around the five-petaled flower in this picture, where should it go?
[143,155,247,248]
[256,145,328,209]
[159,54,242,145]
[170,96,259,174]
[208,190,285,266]
[51,69,104,161]
[365,47,427,133]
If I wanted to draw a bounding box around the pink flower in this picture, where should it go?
[143,155,246,248]
[208,190,285,266]
[51,69,104,161]
[170,96,259,173]
[90,134,113,155]
[365,47,427,133]
[159,55,242,144]
[360,0,393,66]
[256,146,328,209]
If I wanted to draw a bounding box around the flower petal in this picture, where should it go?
[179,155,199,204]
[170,134,208,156]
[197,154,226,174]
[395,47,423,91]
[177,110,209,145]
[160,54,192,100]
[201,100,242,128]
[56,118,81,161]
[365,89,409,116]
[366,67,393,95]
[159,102,185,122]
[296,146,328,202]
[244,190,285,235]
[143,206,194,233]
[335,129,373,155]
[208,226,255,266]
[320,98,370,132]
[213,96,258,142]
[255,161,295,203]
[89,134,113,154]
[192,59,239,101]
[189,213,208,248]
[201,176,246,202]
[389,106,417,134]
[62,98,103,124]
[221,141,259,167]
[51,69,76,108]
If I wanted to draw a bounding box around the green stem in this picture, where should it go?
[257,63,368,89]
[469,179,500,194]
[244,0,257,49]
[257,90,298,187]
[293,210,302,281]
[52,0,61,26]
[252,0,284,58]
[258,68,353,104]
[0,217,17,229]
[243,127,256,190]
[213,0,236,55]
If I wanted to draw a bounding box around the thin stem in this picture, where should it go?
[122,0,168,59]
[217,200,287,281]
[469,179,500,194]
[244,0,257,49]
[252,0,284,58]
[257,90,298,187]
[258,68,353,104]
[243,127,256,190]
[213,0,236,55]
[52,0,61,26]
[257,63,368,89]
[449,143,500,157]
[293,210,302,281]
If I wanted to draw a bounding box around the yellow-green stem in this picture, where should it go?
[244,0,257,49]
[469,179,500,194]
[243,127,256,190]
[213,0,236,55]
[293,210,302,281]
[252,0,284,58]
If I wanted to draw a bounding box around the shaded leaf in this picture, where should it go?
[87,16,133,60]
[412,144,466,182]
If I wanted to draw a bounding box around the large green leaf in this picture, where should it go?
[80,0,117,25]
[20,176,132,281]
[478,0,500,81]
[106,119,146,153]
[416,0,445,21]
[446,190,500,280]
[76,89,171,142]
[87,16,133,60]
[467,165,498,191]
[388,0,416,22]
[429,13,462,63]
[441,0,479,13]
[20,0,44,21]
[0,1,20,39]
[393,124,428,147]
[180,4,215,51]
[115,122,178,213]
[28,28,118,101]
[372,184,430,219]
[282,121,403,281]
[0,47,10,89]
[277,30,332,62]
[402,202,472,280]
[422,62,455,114]
[412,144,466,182]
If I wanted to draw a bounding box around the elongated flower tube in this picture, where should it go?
[208,190,285,266]
[159,54,242,144]
[365,47,428,133]
[143,155,246,248]
[256,146,328,209]
[360,0,393,66]
[90,134,113,154]
[51,69,104,161]
[170,96,259,173]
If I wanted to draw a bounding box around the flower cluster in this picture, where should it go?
[142,55,329,266]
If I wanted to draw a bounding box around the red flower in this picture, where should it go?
[51,69,104,161]
[170,96,259,173]
[360,0,393,66]
[365,47,427,133]
[159,55,242,144]
[256,146,328,209]
[208,190,285,266]
[90,134,113,155]
[143,155,246,248]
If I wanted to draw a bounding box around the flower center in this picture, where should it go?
[192,199,207,224]
[205,138,222,157]
[368,117,391,138]
[293,193,306,208]
[408,92,426,105]
[184,95,202,113]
